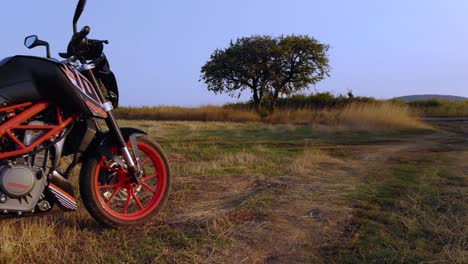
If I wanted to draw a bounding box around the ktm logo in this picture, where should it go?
[7,182,29,189]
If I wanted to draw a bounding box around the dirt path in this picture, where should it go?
[170,120,468,263]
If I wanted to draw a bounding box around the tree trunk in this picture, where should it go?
[269,88,280,114]
[252,86,262,113]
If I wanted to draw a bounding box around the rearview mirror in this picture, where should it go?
[24,35,39,49]
[24,35,51,58]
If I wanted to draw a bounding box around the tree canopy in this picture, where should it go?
[201,35,331,115]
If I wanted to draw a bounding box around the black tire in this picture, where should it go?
[80,136,171,228]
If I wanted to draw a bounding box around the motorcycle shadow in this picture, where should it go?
[0,207,108,232]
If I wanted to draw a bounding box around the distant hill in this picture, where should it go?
[395,94,468,101]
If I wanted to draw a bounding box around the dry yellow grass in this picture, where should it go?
[116,105,260,122]
[339,102,429,130]
[266,108,339,125]
[289,148,343,176]
[116,103,429,131]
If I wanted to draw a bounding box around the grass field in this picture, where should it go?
[115,102,429,130]
[0,120,466,263]
[115,99,468,124]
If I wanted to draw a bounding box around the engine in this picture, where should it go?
[0,162,48,213]
[1,164,41,198]
[0,120,51,214]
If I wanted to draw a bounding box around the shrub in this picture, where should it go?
[224,93,376,110]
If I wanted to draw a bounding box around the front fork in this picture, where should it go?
[104,111,142,183]
[84,66,142,183]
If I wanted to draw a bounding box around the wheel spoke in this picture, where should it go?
[99,157,107,165]
[143,174,157,181]
[106,187,122,206]
[123,189,131,214]
[141,182,156,193]
[141,157,151,166]
[99,184,119,189]
[131,189,144,210]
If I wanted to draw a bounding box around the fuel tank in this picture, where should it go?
[0,56,99,116]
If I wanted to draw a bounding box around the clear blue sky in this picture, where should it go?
[1,0,467,106]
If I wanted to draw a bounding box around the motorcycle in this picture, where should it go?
[0,0,171,227]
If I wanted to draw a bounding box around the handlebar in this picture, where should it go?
[60,25,93,59]
[59,25,109,60]
[72,26,90,49]
[60,0,104,60]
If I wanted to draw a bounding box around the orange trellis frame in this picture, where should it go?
[0,101,73,159]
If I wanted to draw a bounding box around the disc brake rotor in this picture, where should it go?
[102,162,142,202]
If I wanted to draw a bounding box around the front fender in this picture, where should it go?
[88,127,147,157]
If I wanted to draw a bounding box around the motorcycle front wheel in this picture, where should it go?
[80,136,171,228]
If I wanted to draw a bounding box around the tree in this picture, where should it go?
[200,36,275,113]
[201,35,331,115]
[267,36,331,113]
